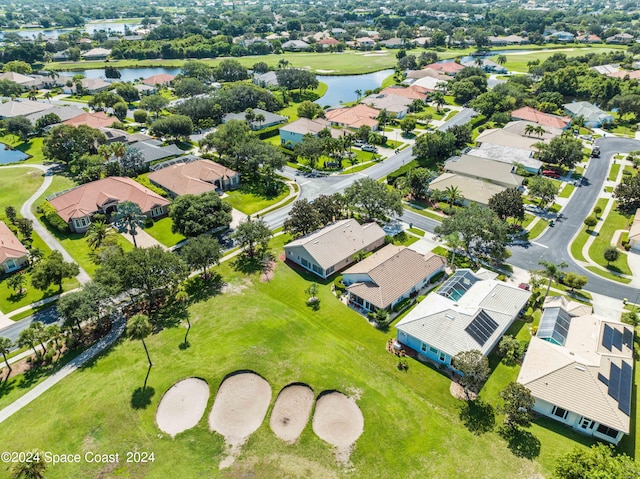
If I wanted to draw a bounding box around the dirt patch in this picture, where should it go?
[156,377,210,437]
[260,261,277,282]
[312,391,364,466]
[270,383,314,443]
[209,371,272,469]
[449,381,478,401]
[221,278,252,294]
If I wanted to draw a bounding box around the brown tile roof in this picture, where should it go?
[318,38,339,45]
[0,221,28,263]
[142,74,176,86]
[379,85,430,100]
[49,176,170,222]
[325,104,379,129]
[63,111,117,129]
[147,159,238,196]
[608,70,640,80]
[510,106,571,129]
[345,245,446,310]
[422,62,465,74]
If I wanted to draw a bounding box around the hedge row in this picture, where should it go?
[386,160,419,185]
[38,201,69,232]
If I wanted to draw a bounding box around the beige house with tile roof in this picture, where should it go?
[518,302,634,444]
[0,221,29,273]
[148,158,239,197]
[429,173,506,206]
[48,177,170,233]
[325,104,379,130]
[284,219,386,278]
[343,244,446,312]
[629,208,640,252]
[444,155,524,189]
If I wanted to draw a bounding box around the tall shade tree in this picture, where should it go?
[488,188,525,222]
[499,382,535,429]
[180,235,222,278]
[113,201,146,248]
[452,349,490,398]
[0,336,13,382]
[554,444,639,479]
[139,94,169,119]
[344,177,403,221]
[527,176,559,208]
[30,250,79,292]
[284,199,321,238]
[170,192,232,238]
[395,168,432,199]
[538,260,567,300]
[10,450,47,479]
[232,217,272,258]
[603,246,620,266]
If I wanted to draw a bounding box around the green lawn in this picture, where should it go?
[276,82,328,122]
[404,202,446,222]
[0,234,612,478]
[608,163,621,182]
[0,166,43,217]
[408,227,425,237]
[143,217,186,247]
[527,219,548,241]
[570,198,609,262]
[496,46,627,73]
[587,204,632,276]
[586,266,632,284]
[558,183,575,199]
[223,182,290,215]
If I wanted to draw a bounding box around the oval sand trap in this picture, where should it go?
[156,377,210,437]
[270,383,314,443]
[209,371,272,446]
[312,391,364,464]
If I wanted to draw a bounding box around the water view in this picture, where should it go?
[0,143,29,165]
[315,69,394,108]
[66,67,183,83]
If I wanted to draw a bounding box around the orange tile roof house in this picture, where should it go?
[379,85,430,100]
[325,104,380,130]
[148,157,240,197]
[343,244,446,312]
[422,62,465,75]
[142,74,176,87]
[64,111,117,129]
[0,221,29,273]
[48,177,170,233]
[511,106,571,129]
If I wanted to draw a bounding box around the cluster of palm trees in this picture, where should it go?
[524,124,547,139]
[244,108,266,129]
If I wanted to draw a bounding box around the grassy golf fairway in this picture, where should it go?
[0,239,604,479]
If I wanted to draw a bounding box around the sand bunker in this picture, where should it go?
[270,384,314,443]
[156,377,210,437]
[312,391,364,464]
[209,372,272,468]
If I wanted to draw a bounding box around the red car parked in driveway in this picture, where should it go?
[542,170,560,178]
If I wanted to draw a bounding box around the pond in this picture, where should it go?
[315,69,394,108]
[0,22,139,40]
[0,143,29,165]
[65,67,183,83]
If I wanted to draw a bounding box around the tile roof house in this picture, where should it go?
[356,37,376,49]
[127,140,184,165]
[404,68,450,82]
[379,85,430,101]
[279,117,349,146]
[443,155,524,189]
[467,144,543,174]
[411,75,451,92]
[361,93,413,118]
[607,70,640,80]
[318,38,340,48]
[148,157,239,197]
[222,108,287,130]
[0,221,29,274]
[142,74,176,87]
[628,208,640,252]
[510,106,571,130]
[281,40,310,51]
[343,245,446,312]
[27,105,86,124]
[284,219,386,279]
[475,128,543,151]
[325,104,380,130]
[518,300,633,445]
[48,176,170,233]
[487,35,529,46]
[606,33,634,44]
[501,120,564,141]
[422,62,465,76]
[63,111,117,129]
[81,48,111,60]
[63,77,111,94]
[396,268,530,368]
[0,100,53,119]
[0,71,41,88]
[253,71,278,88]
[99,127,152,145]
[563,101,613,128]
[428,173,507,206]
[576,34,602,44]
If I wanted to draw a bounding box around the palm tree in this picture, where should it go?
[18,327,40,360]
[255,112,265,129]
[43,91,52,103]
[444,185,463,209]
[534,125,547,138]
[127,314,153,388]
[110,141,126,160]
[85,220,112,250]
[355,89,363,101]
[538,260,568,300]
[113,201,146,248]
[524,124,536,137]
[444,232,464,270]
[496,54,507,66]
[244,108,255,126]
[28,89,38,101]
[0,336,13,382]
[474,57,484,68]
[29,322,48,357]
[11,450,47,479]
[45,325,62,359]
[278,58,290,69]
[377,109,390,130]
[174,288,191,347]
[431,91,445,112]
[97,144,113,161]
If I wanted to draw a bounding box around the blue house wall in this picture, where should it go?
[396,330,452,367]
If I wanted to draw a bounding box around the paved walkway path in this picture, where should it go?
[16,164,91,285]
[120,228,167,250]
[0,314,126,424]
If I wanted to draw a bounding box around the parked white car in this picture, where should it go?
[362,144,378,153]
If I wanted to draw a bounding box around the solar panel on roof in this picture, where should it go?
[465,310,499,346]
[608,362,621,401]
[612,328,623,351]
[602,324,613,351]
[618,361,633,416]
[623,328,633,350]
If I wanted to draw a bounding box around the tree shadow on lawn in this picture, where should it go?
[459,399,496,435]
[0,377,16,399]
[232,251,275,275]
[184,272,224,304]
[499,426,541,459]
[131,365,154,409]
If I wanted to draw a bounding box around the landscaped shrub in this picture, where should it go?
[257,125,281,140]
[393,297,413,313]
[38,202,69,232]
[333,275,346,294]
[133,109,148,124]
[429,271,445,284]
[144,217,154,228]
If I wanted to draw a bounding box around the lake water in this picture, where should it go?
[0,144,29,165]
[67,67,183,83]
[315,69,395,108]
[0,22,138,40]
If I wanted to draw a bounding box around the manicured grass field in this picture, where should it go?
[0,166,43,216]
[558,183,575,199]
[143,217,186,247]
[587,204,632,275]
[569,198,609,262]
[494,46,626,73]
[586,265,632,284]
[223,182,290,215]
[404,202,446,222]
[527,218,548,240]
[608,163,621,182]
[0,235,614,479]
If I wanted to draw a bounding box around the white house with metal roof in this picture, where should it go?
[342,244,446,312]
[284,219,386,279]
[563,101,614,128]
[517,299,633,444]
[395,269,530,368]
